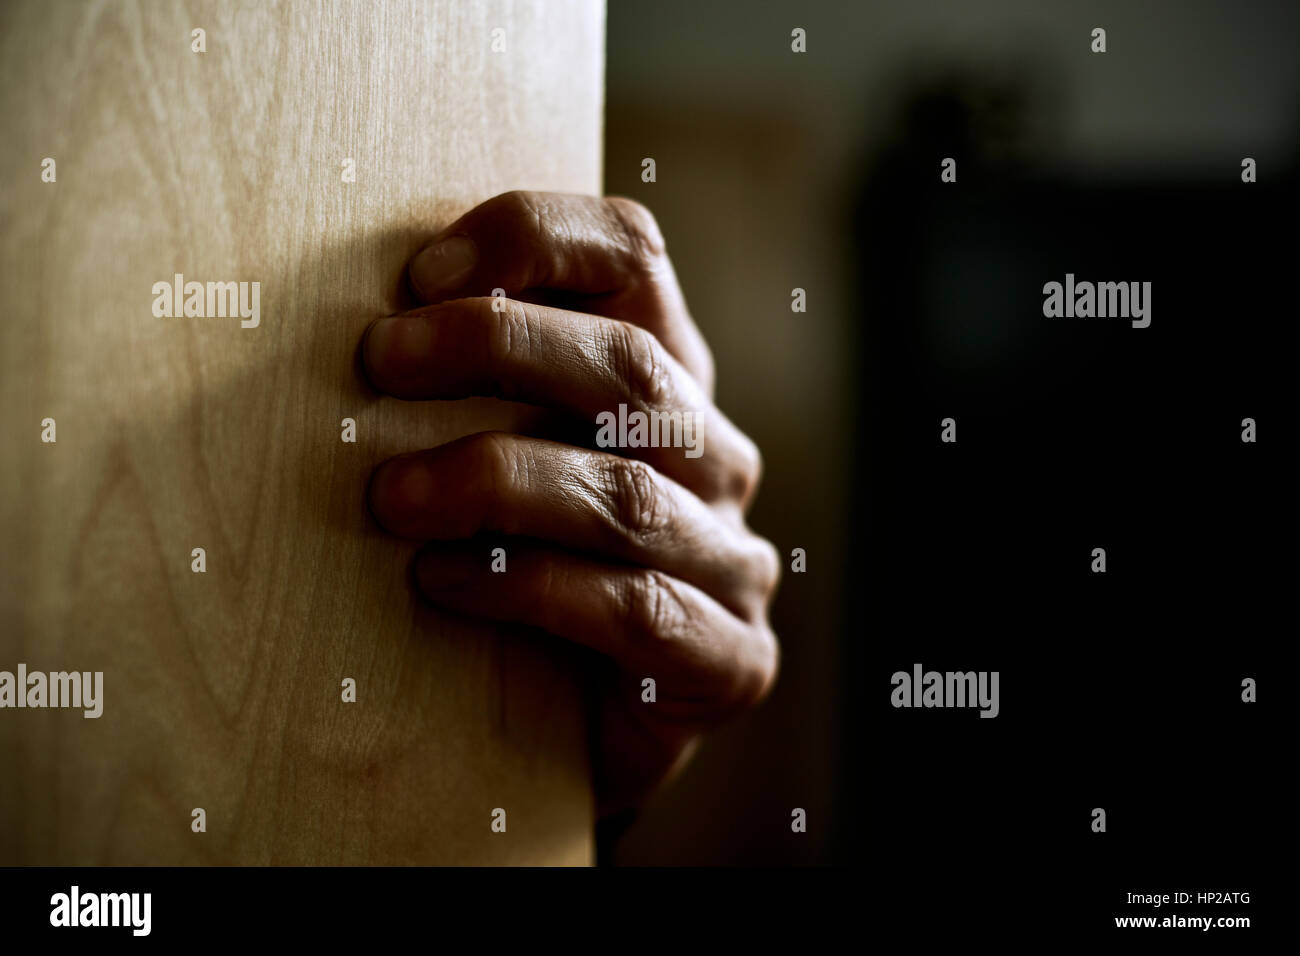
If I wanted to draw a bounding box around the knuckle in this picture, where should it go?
[725,432,764,504]
[718,625,780,716]
[619,571,663,646]
[752,535,782,599]
[739,625,781,707]
[610,322,671,410]
[619,569,687,649]
[473,430,525,502]
[700,622,781,722]
[497,189,541,224]
[604,196,667,265]
[487,190,549,248]
[600,457,669,548]
[479,296,537,365]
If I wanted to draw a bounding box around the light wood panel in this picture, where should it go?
[0,0,604,865]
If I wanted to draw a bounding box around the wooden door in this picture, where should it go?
[0,0,604,865]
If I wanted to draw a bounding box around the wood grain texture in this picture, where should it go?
[0,0,604,864]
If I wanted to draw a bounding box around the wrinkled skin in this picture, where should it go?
[363,191,780,816]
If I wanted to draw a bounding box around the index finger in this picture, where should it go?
[407,190,715,392]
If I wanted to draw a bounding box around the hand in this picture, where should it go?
[361,191,780,816]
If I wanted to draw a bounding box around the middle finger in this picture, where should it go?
[367,431,778,619]
[363,297,760,506]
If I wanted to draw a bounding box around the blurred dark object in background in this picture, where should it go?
[605,0,1297,867]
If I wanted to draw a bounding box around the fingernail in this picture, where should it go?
[410,236,476,299]
[364,316,434,382]
[369,456,436,533]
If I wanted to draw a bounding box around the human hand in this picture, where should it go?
[362,191,780,816]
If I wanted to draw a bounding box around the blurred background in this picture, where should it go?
[603,0,1298,865]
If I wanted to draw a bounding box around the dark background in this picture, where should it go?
[0,0,1290,943]
[604,0,1292,921]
